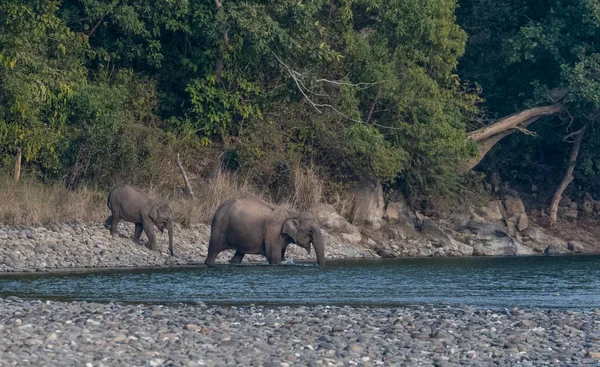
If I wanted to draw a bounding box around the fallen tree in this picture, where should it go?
[461,103,565,172]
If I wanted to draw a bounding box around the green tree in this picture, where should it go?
[0,0,88,175]
[458,0,600,223]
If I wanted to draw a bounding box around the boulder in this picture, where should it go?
[460,221,534,256]
[420,220,473,256]
[475,200,504,222]
[503,196,526,215]
[505,214,529,235]
[522,226,567,253]
[558,206,579,219]
[567,241,585,253]
[559,196,572,207]
[461,221,509,239]
[472,237,535,256]
[374,244,396,258]
[544,244,561,255]
[314,203,362,245]
[384,193,416,230]
[503,196,529,232]
[351,180,384,230]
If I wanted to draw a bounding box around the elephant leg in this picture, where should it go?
[104,216,112,229]
[110,211,120,236]
[133,223,143,244]
[143,220,158,251]
[229,251,245,264]
[205,247,221,265]
[267,248,283,265]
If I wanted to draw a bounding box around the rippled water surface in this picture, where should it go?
[1,256,599,308]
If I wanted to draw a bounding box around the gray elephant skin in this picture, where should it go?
[206,199,325,266]
[104,184,174,256]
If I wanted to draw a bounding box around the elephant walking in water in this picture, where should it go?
[205,199,325,266]
[105,184,174,256]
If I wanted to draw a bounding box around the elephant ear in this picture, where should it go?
[282,218,299,243]
[149,205,160,222]
[264,206,292,251]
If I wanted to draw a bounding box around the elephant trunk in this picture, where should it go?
[311,225,325,267]
[167,220,174,257]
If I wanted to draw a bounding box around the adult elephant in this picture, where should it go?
[104,184,174,256]
[205,199,325,266]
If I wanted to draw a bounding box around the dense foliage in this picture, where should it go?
[0,0,478,200]
[458,0,600,201]
[3,0,600,206]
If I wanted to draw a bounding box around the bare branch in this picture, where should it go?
[512,125,537,136]
[314,78,381,89]
[271,52,402,129]
[467,104,564,142]
[86,14,106,38]
[563,126,586,143]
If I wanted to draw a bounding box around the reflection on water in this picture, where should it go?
[0,256,599,309]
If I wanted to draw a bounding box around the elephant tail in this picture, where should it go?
[106,191,112,209]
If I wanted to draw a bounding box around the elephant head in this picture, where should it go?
[281,212,325,267]
[149,202,174,256]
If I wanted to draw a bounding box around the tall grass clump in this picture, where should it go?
[0,175,106,225]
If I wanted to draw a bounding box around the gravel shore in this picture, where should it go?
[0,297,599,366]
[0,222,376,273]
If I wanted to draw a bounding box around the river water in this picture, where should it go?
[0,256,599,309]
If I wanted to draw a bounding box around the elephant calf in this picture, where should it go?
[206,199,325,266]
[105,184,174,256]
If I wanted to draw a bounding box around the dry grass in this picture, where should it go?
[0,165,327,227]
[0,175,106,226]
[169,168,264,227]
[286,165,323,214]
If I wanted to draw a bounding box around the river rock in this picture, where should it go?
[384,192,416,230]
[475,200,504,222]
[503,196,529,233]
[568,241,585,253]
[522,227,567,253]
[315,204,362,245]
[461,221,534,256]
[420,220,473,256]
[503,196,526,215]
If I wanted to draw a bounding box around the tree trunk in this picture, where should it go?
[366,88,380,124]
[462,103,564,172]
[215,0,229,83]
[468,104,563,142]
[14,147,22,183]
[175,153,195,197]
[549,127,585,226]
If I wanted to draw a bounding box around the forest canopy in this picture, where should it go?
[1,0,600,210]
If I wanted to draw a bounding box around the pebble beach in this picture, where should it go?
[1,297,599,366]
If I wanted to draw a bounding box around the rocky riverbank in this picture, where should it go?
[0,221,377,273]
[1,297,599,366]
[0,210,598,273]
